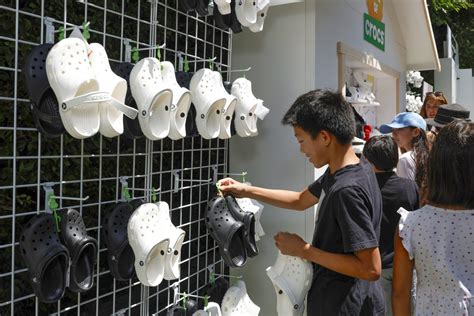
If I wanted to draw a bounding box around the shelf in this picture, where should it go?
[348,100,381,107]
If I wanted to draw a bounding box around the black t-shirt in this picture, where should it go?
[375,172,419,268]
[307,159,384,315]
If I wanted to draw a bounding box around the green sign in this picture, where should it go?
[364,13,385,51]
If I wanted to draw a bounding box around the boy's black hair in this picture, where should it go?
[362,135,398,171]
[427,120,474,208]
[281,89,356,144]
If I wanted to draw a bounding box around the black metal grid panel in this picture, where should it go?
[0,0,232,315]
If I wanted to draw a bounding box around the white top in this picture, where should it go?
[398,205,474,315]
[396,150,416,181]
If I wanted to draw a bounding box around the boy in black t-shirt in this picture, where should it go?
[219,90,385,315]
[362,135,419,315]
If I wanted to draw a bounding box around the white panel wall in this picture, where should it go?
[230,2,316,315]
[457,69,473,117]
[435,58,457,103]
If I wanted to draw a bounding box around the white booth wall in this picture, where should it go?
[230,0,410,314]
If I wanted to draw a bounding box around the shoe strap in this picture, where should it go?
[61,91,110,112]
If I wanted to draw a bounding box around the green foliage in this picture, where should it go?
[427,0,474,69]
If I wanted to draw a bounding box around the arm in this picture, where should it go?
[218,178,318,211]
[273,233,381,280]
[392,228,413,316]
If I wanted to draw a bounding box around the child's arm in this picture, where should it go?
[392,228,413,316]
[275,232,381,280]
[218,178,319,211]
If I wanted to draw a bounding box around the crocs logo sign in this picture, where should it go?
[364,0,385,51]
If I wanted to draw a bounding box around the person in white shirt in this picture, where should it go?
[379,112,429,203]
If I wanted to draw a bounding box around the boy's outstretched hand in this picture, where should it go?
[274,231,310,258]
[217,178,250,198]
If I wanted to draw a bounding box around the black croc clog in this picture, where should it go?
[225,195,258,257]
[57,209,98,293]
[23,44,65,137]
[206,196,247,268]
[19,213,69,303]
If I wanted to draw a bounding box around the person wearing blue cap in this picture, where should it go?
[379,112,429,200]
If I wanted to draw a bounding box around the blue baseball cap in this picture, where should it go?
[379,112,427,133]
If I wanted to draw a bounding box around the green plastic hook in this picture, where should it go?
[122,186,131,202]
[81,21,90,40]
[156,46,161,61]
[209,60,214,71]
[132,47,139,63]
[182,292,187,309]
[209,271,216,285]
[47,193,61,232]
[184,56,190,73]
[151,187,157,203]
[58,27,65,41]
[204,295,209,308]
[241,172,247,183]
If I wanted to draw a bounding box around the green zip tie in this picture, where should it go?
[209,271,216,285]
[132,47,139,63]
[182,292,187,309]
[156,46,161,61]
[151,187,157,203]
[204,295,209,308]
[81,21,90,40]
[209,61,214,71]
[47,193,61,232]
[184,56,190,73]
[58,27,65,41]
[122,186,131,202]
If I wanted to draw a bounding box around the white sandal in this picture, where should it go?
[212,71,237,139]
[127,203,170,286]
[46,38,107,139]
[249,0,270,33]
[161,61,192,140]
[235,0,258,27]
[231,78,259,137]
[222,280,260,316]
[154,201,186,281]
[88,43,138,137]
[190,69,227,139]
[130,58,173,140]
[266,252,313,316]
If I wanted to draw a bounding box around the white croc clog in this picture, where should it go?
[130,57,173,140]
[222,280,260,316]
[255,99,269,120]
[231,78,259,137]
[212,71,237,139]
[46,37,106,139]
[161,61,192,140]
[127,203,170,286]
[154,201,186,281]
[88,43,138,137]
[266,252,313,316]
[235,0,258,27]
[192,302,223,316]
[190,68,227,139]
[214,0,232,15]
[249,0,270,33]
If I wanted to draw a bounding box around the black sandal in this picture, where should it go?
[23,44,65,138]
[230,0,243,33]
[112,62,144,140]
[19,213,69,303]
[225,195,258,257]
[57,209,98,292]
[214,6,232,30]
[103,200,142,281]
[206,196,247,268]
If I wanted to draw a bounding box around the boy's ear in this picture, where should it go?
[320,130,331,146]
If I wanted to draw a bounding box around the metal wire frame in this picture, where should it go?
[0,0,232,315]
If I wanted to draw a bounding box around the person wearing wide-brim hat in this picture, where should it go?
[425,103,471,129]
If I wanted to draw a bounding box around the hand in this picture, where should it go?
[217,178,250,198]
[274,232,309,258]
